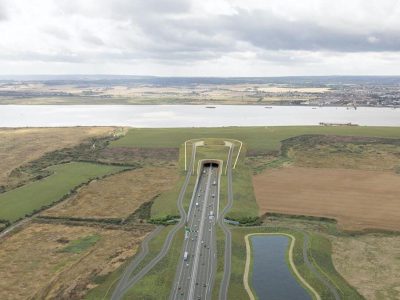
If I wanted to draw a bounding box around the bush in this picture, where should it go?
[149,215,180,225]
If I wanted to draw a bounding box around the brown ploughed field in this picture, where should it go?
[253,166,400,231]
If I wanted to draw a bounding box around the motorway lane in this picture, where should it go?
[171,165,219,300]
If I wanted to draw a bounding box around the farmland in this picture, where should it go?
[252,133,400,231]
[253,166,400,231]
[0,127,116,191]
[0,162,128,222]
[42,166,178,220]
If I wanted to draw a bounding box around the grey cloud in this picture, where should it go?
[221,9,400,52]
[81,32,104,46]
[3,0,400,68]
[116,5,400,65]
[0,1,7,21]
[57,0,191,20]
[0,50,85,63]
[42,26,71,40]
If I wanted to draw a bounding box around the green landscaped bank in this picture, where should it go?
[148,137,259,223]
[0,162,128,222]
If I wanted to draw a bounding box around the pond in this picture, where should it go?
[250,235,311,300]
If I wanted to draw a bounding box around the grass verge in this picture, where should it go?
[212,227,226,300]
[122,228,184,299]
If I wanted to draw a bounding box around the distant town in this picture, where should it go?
[0,76,399,107]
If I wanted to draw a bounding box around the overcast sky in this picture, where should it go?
[1,0,400,76]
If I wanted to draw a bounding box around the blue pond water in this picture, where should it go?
[251,235,311,300]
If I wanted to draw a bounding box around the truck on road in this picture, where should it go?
[183,251,189,261]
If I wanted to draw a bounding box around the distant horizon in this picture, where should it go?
[1,74,400,79]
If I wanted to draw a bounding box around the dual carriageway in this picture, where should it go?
[112,140,237,300]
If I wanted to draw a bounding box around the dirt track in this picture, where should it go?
[253,166,400,231]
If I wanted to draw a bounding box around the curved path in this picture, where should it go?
[110,226,163,299]
[111,143,198,300]
[243,233,321,300]
[218,144,235,300]
[302,234,341,300]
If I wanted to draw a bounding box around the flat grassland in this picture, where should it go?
[253,166,400,231]
[0,127,115,189]
[111,126,400,152]
[42,166,178,219]
[285,135,400,172]
[0,222,153,300]
[0,162,127,222]
[332,234,400,300]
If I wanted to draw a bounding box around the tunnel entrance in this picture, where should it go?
[197,159,223,176]
[203,162,219,168]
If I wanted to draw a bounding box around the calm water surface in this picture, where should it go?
[251,235,311,300]
[0,105,399,127]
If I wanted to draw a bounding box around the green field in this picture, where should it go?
[0,162,128,222]
[61,234,101,254]
[227,144,259,221]
[150,143,192,219]
[111,126,400,152]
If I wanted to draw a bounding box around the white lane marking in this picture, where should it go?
[172,170,206,299]
[188,167,212,300]
[232,139,243,169]
[203,170,217,299]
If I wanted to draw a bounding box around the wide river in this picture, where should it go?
[0,105,399,127]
